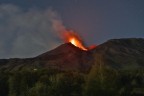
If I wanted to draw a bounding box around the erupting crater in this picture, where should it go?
[68,36,88,51]
[62,30,90,51]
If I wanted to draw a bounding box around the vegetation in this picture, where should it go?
[0,66,144,96]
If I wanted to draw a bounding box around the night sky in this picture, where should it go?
[0,0,144,58]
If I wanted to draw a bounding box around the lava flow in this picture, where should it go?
[69,36,87,51]
[62,30,88,51]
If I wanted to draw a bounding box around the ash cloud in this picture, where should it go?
[0,4,64,58]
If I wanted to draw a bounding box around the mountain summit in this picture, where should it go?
[35,43,92,71]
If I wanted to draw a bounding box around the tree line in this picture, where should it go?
[0,65,144,96]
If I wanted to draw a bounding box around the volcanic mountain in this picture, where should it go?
[93,38,144,69]
[35,43,93,71]
[0,43,93,72]
[0,38,144,72]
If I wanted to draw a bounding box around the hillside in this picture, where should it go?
[0,43,92,72]
[0,38,144,72]
[92,38,144,69]
[0,38,144,96]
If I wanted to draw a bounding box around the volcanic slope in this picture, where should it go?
[0,43,92,72]
[36,43,92,71]
[92,38,144,70]
[0,38,144,72]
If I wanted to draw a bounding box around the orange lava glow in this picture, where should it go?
[62,30,88,51]
[69,37,88,51]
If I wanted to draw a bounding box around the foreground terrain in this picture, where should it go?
[0,38,144,96]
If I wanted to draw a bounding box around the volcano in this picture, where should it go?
[35,43,92,71]
[0,38,144,72]
[0,43,93,72]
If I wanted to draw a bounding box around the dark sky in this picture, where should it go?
[0,0,144,58]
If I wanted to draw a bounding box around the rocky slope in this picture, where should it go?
[0,43,92,72]
[92,38,144,69]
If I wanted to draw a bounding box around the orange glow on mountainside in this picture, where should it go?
[69,37,88,51]
[62,30,88,51]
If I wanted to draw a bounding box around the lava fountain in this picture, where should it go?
[62,30,88,51]
[68,35,87,51]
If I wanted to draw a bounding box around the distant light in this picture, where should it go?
[33,68,37,71]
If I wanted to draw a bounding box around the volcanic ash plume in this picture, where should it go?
[50,14,87,50]
[50,11,96,51]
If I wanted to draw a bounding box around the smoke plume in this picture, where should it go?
[0,4,65,58]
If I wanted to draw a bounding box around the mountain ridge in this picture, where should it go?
[92,38,144,69]
[0,38,144,72]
